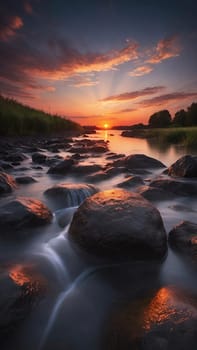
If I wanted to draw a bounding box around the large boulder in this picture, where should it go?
[47,158,75,174]
[124,154,165,170]
[69,189,167,260]
[44,183,98,209]
[0,197,52,233]
[0,172,17,194]
[168,155,197,178]
[168,221,197,261]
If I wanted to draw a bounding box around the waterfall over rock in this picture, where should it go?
[44,183,98,209]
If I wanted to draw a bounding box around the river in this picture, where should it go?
[0,130,196,350]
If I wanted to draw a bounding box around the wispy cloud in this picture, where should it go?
[139,92,197,107]
[0,15,23,41]
[146,36,181,64]
[109,108,137,114]
[100,86,165,103]
[68,75,99,87]
[129,65,153,77]
[30,41,139,80]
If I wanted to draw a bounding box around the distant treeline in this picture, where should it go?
[0,95,83,136]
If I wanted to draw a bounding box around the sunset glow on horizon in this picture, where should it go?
[0,1,196,126]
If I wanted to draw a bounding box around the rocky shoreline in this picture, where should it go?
[0,134,197,349]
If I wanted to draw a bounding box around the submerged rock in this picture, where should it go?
[168,155,197,178]
[71,164,103,175]
[47,158,75,174]
[168,221,197,261]
[150,178,197,196]
[16,176,37,184]
[32,152,47,164]
[117,176,144,188]
[44,183,98,209]
[69,189,167,260]
[137,185,174,202]
[0,197,52,233]
[0,172,17,194]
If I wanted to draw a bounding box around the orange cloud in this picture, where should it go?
[146,36,181,64]
[139,92,197,107]
[100,86,165,103]
[0,16,23,41]
[109,108,137,114]
[69,75,99,87]
[29,42,138,80]
[129,65,153,77]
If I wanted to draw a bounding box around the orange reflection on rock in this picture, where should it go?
[143,286,196,331]
[9,264,45,296]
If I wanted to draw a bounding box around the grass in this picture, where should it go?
[125,127,197,149]
[0,95,83,136]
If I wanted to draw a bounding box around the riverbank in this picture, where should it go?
[122,127,197,148]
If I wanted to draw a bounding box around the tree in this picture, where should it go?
[187,103,197,126]
[173,109,187,126]
[148,110,172,128]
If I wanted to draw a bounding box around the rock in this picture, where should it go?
[137,185,174,201]
[3,153,27,163]
[105,166,126,177]
[0,161,14,170]
[85,171,109,183]
[168,155,197,178]
[44,183,98,209]
[55,206,77,228]
[106,153,125,160]
[168,221,197,260]
[16,176,37,184]
[0,197,52,233]
[47,158,75,174]
[124,154,165,170]
[0,172,17,194]
[105,286,197,350]
[150,178,197,196]
[69,189,167,260]
[0,267,45,340]
[71,164,103,175]
[32,152,47,164]
[117,176,144,188]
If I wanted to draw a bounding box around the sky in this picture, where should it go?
[0,0,197,127]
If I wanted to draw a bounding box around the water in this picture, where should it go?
[0,130,196,349]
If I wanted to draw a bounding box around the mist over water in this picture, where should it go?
[0,130,196,350]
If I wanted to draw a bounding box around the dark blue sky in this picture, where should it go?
[0,0,197,125]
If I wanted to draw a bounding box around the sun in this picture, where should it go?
[104,123,109,129]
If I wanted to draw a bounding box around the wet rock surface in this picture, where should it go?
[150,178,197,197]
[47,158,75,174]
[44,183,98,209]
[168,155,197,178]
[117,175,144,188]
[0,172,17,194]
[69,189,167,260]
[124,154,166,170]
[0,197,52,233]
[168,221,197,261]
